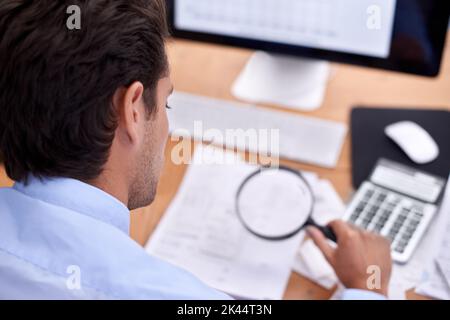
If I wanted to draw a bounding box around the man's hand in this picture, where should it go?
[307,220,392,296]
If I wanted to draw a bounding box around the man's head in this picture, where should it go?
[0,0,172,210]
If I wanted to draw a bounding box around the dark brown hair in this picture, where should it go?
[0,0,169,182]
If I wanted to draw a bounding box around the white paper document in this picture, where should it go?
[389,176,450,300]
[415,178,450,300]
[146,145,305,300]
[292,180,345,290]
[437,240,450,290]
[416,259,450,300]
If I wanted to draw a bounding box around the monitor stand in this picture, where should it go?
[232,51,330,111]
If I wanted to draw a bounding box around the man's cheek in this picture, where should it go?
[161,112,169,147]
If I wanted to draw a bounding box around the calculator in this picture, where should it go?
[343,159,447,264]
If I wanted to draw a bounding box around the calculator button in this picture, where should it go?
[393,222,402,229]
[361,220,371,228]
[374,223,385,233]
[401,233,412,241]
[387,232,397,242]
[377,193,387,202]
[414,212,424,219]
[380,211,390,219]
[395,241,408,253]
[366,212,376,220]
[405,226,416,234]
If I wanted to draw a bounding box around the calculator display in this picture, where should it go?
[370,159,445,203]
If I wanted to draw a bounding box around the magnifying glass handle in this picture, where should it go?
[315,225,337,242]
[306,219,337,242]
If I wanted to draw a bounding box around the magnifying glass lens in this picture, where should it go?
[237,169,314,239]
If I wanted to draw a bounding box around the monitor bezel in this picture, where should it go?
[167,0,450,77]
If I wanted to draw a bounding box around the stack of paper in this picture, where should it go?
[416,178,450,300]
[386,176,450,300]
[146,144,350,299]
[146,145,305,300]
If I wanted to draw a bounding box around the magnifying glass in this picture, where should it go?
[235,166,337,242]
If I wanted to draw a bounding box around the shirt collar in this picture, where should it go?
[13,176,130,235]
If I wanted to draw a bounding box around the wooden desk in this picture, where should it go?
[1,36,449,300]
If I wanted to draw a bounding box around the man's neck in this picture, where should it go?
[88,173,130,210]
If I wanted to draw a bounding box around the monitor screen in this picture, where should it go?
[168,0,450,77]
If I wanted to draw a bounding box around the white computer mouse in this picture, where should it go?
[385,121,439,164]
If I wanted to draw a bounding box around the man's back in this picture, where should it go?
[0,177,228,299]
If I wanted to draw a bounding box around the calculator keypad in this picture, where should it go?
[344,182,436,264]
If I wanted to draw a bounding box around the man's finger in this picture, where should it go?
[307,226,335,265]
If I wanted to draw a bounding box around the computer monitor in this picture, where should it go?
[167,0,450,110]
[168,0,449,77]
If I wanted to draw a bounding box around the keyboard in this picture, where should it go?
[167,91,347,168]
[343,159,446,264]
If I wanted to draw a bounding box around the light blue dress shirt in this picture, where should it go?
[0,176,385,300]
[0,176,229,299]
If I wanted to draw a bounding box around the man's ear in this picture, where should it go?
[114,81,145,145]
